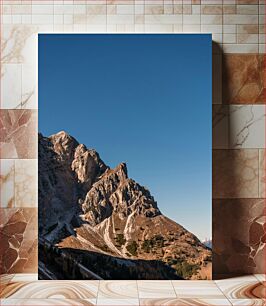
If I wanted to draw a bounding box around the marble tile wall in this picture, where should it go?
[0,0,265,277]
[0,208,38,274]
[213,199,265,275]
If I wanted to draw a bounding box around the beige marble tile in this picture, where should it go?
[32,15,54,24]
[215,277,265,299]
[222,44,258,53]
[182,24,200,32]
[138,281,176,299]
[2,25,38,108]
[63,14,73,24]
[22,15,32,25]
[201,24,223,33]
[135,15,144,25]
[86,24,107,33]
[144,15,182,25]
[201,15,222,24]
[73,5,86,15]
[164,4,174,15]
[237,33,259,44]
[229,105,265,149]
[1,64,22,109]
[229,299,266,305]
[98,281,138,299]
[107,15,133,25]
[172,281,225,299]
[259,44,265,54]
[201,5,223,14]
[173,4,182,14]
[87,4,106,15]
[32,4,54,15]
[144,24,174,33]
[63,17,75,27]
[2,4,11,14]
[140,298,232,305]
[213,33,223,44]
[223,14,258,25]
[239,0,258,4]
[96,299,139,305]
[259,3,265,12]
[135,4,143,15]
[1,25,37,65]
[191,5,200,14]
[11,274,38,282]
[134,25,145,32]
[254,275,266,283]
[259,150,265,198]
[144,5,164,15]
[0,274,14,291]
[258,23,264,34]
[183,14,200,24]
[216,276,259,284]
[237,25,259,34]
[223,25,237,33]
[21,62,37,109]
[223,4,236,14]
[116,4,134,15]
[223,33,236,43]
[0,159,15,208]
[73,14,86,24]
[116,24,135,32]
[259,33,265,43]
[202,0,223,4]
[2,15,12,24]
[0,299,96,305]
[15,159,37,207]
[236,4,258,14]
[183,5,192,14]
[1,281,99,299]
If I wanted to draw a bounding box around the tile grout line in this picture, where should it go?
[136,279,140,305]
[95,279,100,305]
[213,279,231,303]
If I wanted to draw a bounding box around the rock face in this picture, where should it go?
[82,163,161,226]
[38,131,212,280]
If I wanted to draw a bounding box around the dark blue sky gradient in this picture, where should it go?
[39,34,212,240]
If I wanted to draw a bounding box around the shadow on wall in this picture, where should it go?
[212,41,266,279]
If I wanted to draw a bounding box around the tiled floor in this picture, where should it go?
[0,274,265,305]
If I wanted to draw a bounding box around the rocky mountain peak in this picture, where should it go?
[72,144,107,190]
[39,131,212,280]
[49,130,77,146]
[81,161,160,226]
[101,162,128,180]
[49,131,79,165]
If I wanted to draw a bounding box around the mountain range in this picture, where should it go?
[38,131,212,280]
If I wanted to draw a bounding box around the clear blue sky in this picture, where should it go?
[39,34,212,241]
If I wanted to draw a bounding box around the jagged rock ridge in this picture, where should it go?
[38,131,212,280]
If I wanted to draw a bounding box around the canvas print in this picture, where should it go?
[38,34,212,280]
